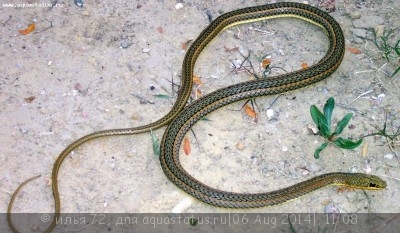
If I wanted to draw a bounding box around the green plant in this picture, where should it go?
[362,110,400,162]
[373,28,400,77]
[150,130,161,157]
[310,97,362,159]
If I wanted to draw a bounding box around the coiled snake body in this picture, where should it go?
[8,2,386,233]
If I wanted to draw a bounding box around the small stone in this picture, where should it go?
[352,37,364,44]
[266,109,275,119]
[353,15,384,29]
[19,128,29,134]
[349,11,362,20]
[299,168,310,175]
[350,28,368,38]
[309,163,321,172]
[81,10,90,16]
[175,3,183,10]
[235,141,245,150]
[142,48,150,53]
[131,114,140,121]
[171,197,192,213]
[374,25,385,38]
[384,154,394,160]
[306,124,319,135]
[120,40,130,49]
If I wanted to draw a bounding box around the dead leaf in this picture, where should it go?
[361,142,369,157]
[301,62,309,69]
[319,0,336,12]
[224,46,239,52]
[347,47,362,54]
[244,104,258,119]
[46,178,52,186]
[74,83,86,94]
[181,39,192,50]
[19,23,35,35]
[183,137,191,156]
[156,26,164,34]
[195,88,202,99]
[193,75,203,85]
[24,96,35,103]
[261,59,272,69]
[337,186,354,193]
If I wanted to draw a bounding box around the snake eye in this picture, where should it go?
[369,183,378,188]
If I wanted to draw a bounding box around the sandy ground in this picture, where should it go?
[1,0,400,232]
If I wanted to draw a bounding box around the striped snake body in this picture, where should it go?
[8,2,386,233]
[159,1,386,208]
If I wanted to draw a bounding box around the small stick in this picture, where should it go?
[354,70,376,74]
[130,93,155,104]
[1,188,12,195]
[349,90,373,104]
[2,15,12,26]
[372,214,400,233]
[34,18,54,34]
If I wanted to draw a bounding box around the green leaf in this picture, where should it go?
[391,66,400,77]
[318,117,331,138]
[334,113,353,135]
[333,137,362,149]
[200,117,211,121]
[394,39,400,55]
[323,97,335,128]
[153,94,174,99]
[314,142,329,159]
[150,130,160,157]
[310,105,327,126]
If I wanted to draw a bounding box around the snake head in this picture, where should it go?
[351,174,387,190]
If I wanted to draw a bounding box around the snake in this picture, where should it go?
[8,2,386,233]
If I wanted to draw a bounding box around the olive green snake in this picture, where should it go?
[8,2,386,232]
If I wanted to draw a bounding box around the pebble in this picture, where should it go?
[171,197,192,213]
[235,141,245,150]
[374,25,385,38]
[384,153,394,160]
[321,87,329,94]
[19,128,29,134]
[309,163,321,172]
[324,203,340,214]
[120,40,130,49]
[80,10,90,16]
[306,124,319,135]
[353,15,384,28]
[266,109,275,119]
[175,3,183,10]
[350,28,368,38]
[142,48,150,53]
[349,11,362,20]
